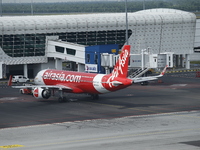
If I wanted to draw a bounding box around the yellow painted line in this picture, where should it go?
[0,144,24,149]
[155,69,200,74]
[127,107,158,113]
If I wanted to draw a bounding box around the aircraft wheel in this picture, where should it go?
[95,94,99,100]
[20,89,23,94]
[140,81,149,86]
[58,97,64,103]
[91,94,99,100]
[58,97,68,103]
[63,97,68,102]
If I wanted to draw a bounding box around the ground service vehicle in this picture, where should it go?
[12,75,30,83]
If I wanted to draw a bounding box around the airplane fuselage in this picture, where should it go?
[34,69,133,94]
[11,45,167,102]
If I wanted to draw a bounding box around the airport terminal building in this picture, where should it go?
[0,8,197,78]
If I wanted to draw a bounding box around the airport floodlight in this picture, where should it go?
[125,0,128,45]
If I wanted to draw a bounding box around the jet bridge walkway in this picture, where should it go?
[129,68,150,78]
[46,39,86,64]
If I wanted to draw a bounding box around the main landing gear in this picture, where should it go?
[58,90,68,103]
[58,96,68,103]
[140,81,149,86]
[91,94,99,100]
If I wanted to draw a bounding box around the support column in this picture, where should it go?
[105,67,110,74]
[0,62,2,79]
[185,54,190,69]
[55,58,62,70]
[180,55,183,67]
[178,55,181,67]
[77,63,85,72]
[141,49,145,70]
[175,55,179,68]
[24,64,28,77]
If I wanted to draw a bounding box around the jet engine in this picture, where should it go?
[33,87,51,99]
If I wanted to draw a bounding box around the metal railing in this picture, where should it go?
[128,67,150,78]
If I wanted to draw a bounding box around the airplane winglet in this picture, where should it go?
[157,65,168,77]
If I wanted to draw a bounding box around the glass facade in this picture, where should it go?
[0,30,132,57]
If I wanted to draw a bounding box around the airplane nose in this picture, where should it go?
[34,76,41,84]
[34,77,38,83]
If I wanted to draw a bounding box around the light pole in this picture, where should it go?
[31,0,33,15]
[125,0,128,45]
[143,0,145,10]
[0,0,2,17]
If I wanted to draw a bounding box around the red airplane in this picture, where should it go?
[11,45,167,102]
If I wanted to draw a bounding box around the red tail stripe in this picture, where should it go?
[111,45,130,78]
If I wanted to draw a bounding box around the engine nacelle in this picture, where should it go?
[33,87,51,99]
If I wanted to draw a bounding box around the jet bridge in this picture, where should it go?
[45,36,86,72]
[128,52,173,78]
[101,49,174,78]
[46,37,119,73]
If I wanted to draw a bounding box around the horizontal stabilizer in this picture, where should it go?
[101,81,123,86]
[133,77,157,83]
[111,81,123,86]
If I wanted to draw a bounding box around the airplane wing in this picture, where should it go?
[130,65,168,83]
[12,83,85,93]
[12,84,72,90]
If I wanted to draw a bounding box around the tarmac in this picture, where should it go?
[0,70,200,149]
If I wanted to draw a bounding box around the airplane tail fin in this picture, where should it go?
[111,45,130,78]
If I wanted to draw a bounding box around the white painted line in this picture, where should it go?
[170,84,187,86]
[0,97,18,100]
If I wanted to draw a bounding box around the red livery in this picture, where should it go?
[11,45,167,102]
